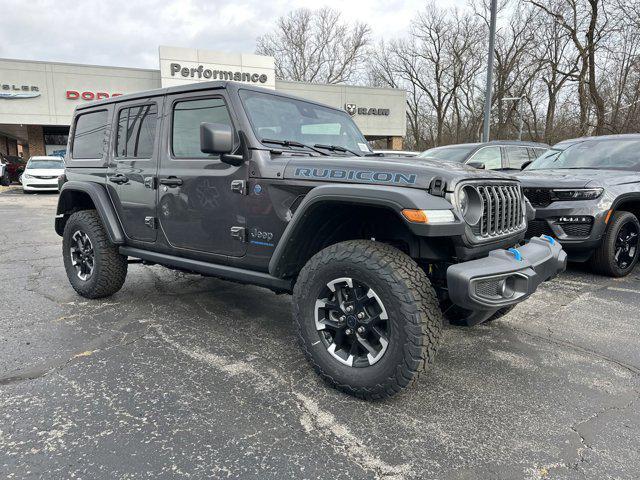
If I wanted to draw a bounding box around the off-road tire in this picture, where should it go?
[62,210,128,298]
[293,240,443,400]
[590,211,640,277]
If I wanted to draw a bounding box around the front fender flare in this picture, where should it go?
[55,181,125,244]
[268,184,463,278]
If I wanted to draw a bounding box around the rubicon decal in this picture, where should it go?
[294,167,417,185]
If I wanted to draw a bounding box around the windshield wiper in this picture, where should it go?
[261,138,329,156]
[313,143,363,157]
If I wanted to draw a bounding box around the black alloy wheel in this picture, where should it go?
[315,277,389,367]
[614,221,639,270]
[70,230,95,281]
[591,211,640,277]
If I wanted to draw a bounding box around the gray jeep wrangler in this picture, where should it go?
[55,81,566,399]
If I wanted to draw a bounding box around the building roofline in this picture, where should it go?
[0,56,160,74]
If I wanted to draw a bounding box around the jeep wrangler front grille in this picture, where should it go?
[470,184,525,241]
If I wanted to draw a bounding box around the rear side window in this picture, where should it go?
[116,104,158,158]
[468,146,502,169]
[72,110,108,159]
[172,97,233,158]
[505,146,531,169]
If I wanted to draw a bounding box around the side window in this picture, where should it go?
[72,110,108,159]
[116,104,158,158]
[468,146,502,169]
[172,97,233,158]
[532,147,547,159]
[505,146,531,169]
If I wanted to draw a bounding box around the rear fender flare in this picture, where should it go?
[55,181,125,244]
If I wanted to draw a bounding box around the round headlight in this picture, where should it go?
[459,185,483,226]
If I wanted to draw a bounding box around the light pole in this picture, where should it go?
[482,0,498,142]
[501,96,524,140]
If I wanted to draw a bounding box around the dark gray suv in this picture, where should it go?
[419,141,549,171]
[517,134,640,277]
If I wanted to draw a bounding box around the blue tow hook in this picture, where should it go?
[541,234,557,246]
[508,248,523,261]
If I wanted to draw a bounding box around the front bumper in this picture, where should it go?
[525,201,609,251]
[446,235,567,314]
[23,178,60,191]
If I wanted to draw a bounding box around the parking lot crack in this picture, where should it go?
[507,325,640,376]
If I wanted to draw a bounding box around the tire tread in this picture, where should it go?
[293,240,442,400]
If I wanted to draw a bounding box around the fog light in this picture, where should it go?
[499,277,516,298]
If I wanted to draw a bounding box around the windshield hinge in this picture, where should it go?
[429,177,447,197]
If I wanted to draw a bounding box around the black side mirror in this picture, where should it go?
[521,160,533,170]
[200,123,245,166]
[200,123,233,155]
[466,161,486,169]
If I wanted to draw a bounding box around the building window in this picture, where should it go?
[116,104,158,158]
[172,98,233,158]
[72,110,108,159]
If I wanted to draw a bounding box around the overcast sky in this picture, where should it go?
[0,0,465,69]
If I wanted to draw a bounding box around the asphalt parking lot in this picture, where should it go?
[1,188,639,480]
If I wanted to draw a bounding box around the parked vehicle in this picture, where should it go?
[1,154,26,184]
[419,141,548,171]
[373,150,419,157]
[55,82,566,399]
[517,134,640,277]
[22,156,66,193]
[0,153,9,186]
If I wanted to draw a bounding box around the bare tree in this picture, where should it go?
[528,0,610,135]
[256,8,370,84]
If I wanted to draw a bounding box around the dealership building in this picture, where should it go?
[0,46,406,159]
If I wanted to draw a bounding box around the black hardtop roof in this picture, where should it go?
[74,80,347,114]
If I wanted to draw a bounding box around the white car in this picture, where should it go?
[22,156,65,193]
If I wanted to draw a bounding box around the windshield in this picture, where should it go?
[418,145,476,162]
[27,159,65,169]
[528,139,640,171]
[239,90,370,154]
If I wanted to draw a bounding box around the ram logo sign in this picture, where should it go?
[344,103,390,116]
[345,103,357,116]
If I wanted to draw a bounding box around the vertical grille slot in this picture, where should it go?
[470,184,524,241]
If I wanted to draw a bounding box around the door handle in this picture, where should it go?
[108,173,129,184]
[159,177,183,187]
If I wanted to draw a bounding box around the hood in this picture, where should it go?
[283,155,517,191]
[516,168,640,189]
[24,168,65,177]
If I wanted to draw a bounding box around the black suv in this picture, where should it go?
[55,82,566,399]
[518,134,640,277]
[419,141,548,171]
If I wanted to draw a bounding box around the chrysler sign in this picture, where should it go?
[170,63,268,84]
[0,84,40,99]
